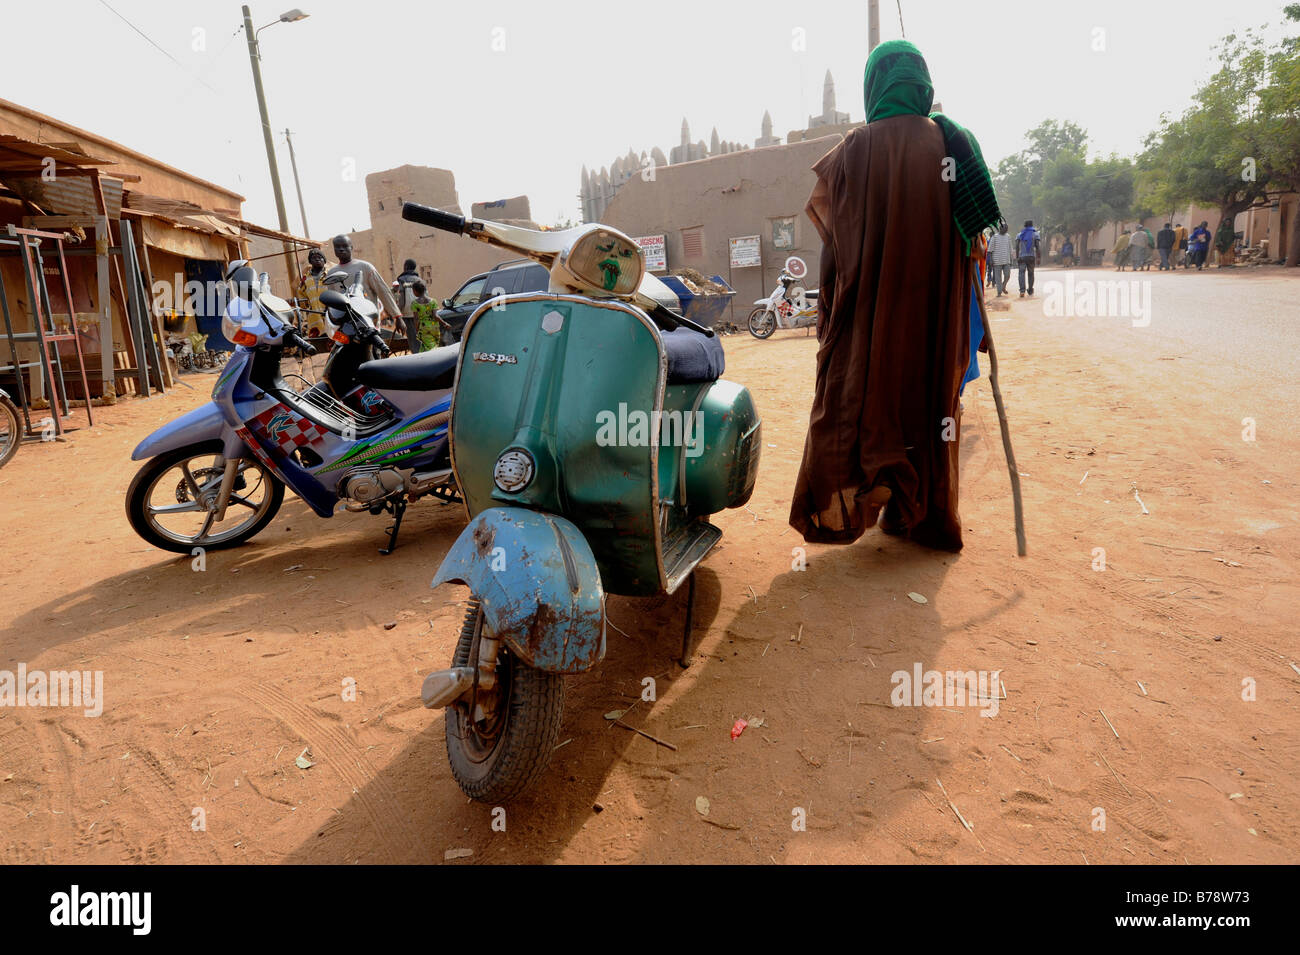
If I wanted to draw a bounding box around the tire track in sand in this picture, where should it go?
[240,682,418,863]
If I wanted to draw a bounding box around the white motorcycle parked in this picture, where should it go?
[747,270,818,339]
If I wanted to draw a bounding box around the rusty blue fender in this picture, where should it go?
[432,507,606,674]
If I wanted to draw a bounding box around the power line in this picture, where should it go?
[896,0,906,38]
[97,0,218,94]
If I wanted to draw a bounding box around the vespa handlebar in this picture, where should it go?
[402,202,465,235]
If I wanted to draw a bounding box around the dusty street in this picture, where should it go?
[1,266,1296,864]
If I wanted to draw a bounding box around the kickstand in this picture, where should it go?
[379,497,408,555]
[677,571,697,669]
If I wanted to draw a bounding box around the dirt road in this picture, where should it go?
[1,267,1296,864]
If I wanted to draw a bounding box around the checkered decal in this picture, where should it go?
[249,403,329,453]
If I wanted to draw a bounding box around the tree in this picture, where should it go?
[1258,3,1300,264]
[1139,21,1280,252]
[993,120,1090,229]
[1035,153,1136,260]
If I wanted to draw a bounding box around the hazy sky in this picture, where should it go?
[7,0,1294,239]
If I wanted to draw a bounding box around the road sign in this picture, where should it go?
[729,235,762,268]
[634,235,666,271]
[785,255,808,279]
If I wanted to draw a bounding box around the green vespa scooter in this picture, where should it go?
[402,203,762,803]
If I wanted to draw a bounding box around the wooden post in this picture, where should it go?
[129,219,174,388]
[90,175,140,393]
[94,216,114,392]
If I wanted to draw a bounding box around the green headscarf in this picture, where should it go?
[863,40,1002,253]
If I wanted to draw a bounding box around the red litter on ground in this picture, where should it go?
[730,719,748,741]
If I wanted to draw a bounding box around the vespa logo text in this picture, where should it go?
[473,352,517,365]
[595,404,704,459]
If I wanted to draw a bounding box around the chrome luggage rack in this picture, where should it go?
[294,383,393,431]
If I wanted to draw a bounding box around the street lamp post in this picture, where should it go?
[241,5,309,289]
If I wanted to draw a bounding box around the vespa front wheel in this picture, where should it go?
[747,306,776,339]
[445,603,563,802]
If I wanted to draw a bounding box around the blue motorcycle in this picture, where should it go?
[125,263,460,555]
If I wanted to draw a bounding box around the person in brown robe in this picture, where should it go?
[789,40,1001,553]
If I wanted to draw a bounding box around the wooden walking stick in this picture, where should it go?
[974,286,1027,556]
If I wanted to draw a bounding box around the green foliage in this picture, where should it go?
[993,120,1089,228]
[1138,12,1300,219]
[1035,152,1136,243]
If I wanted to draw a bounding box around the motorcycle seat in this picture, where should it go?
[661,327,725,385]
[356,345,459,393]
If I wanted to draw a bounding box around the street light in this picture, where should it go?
[241,5,309,288]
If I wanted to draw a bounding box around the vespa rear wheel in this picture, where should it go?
[747,306,776,339]
[445,603,563,803]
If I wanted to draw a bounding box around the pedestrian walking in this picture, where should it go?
[1016,220,1040,297]
[1112,227,1132,271]
[1156,223,1176,270]
[790,39,1001,553]
[1128,224,1150,271]
[1189,221,1212,270]
[988,222,1013,296]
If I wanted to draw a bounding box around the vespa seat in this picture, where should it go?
[661,327,725,385]
[356,344,460,393]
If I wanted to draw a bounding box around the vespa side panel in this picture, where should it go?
[684,380,762,513]
[452,295,666,596]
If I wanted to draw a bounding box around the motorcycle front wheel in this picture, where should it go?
[747,307,776,339]
[126,440,284,553]
[445,603,563,803]
[0,395,22,469]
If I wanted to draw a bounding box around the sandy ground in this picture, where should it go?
[1,266,1297,864]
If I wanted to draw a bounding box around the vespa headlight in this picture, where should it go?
[493,448,535,493]
[557,227,644,297]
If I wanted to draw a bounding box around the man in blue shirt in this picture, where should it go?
[1015,219,1041,297]
[1189,221,1212,270]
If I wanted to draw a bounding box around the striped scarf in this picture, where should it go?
[864,40,1002,254]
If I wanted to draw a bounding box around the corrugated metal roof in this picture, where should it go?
[1,172,122,217]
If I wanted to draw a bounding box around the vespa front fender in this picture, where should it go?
[131,401,228,461]
[433,508,605,674]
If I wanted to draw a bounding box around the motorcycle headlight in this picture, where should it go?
[557,228,644,297]
[221,297,260,346]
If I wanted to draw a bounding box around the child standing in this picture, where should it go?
[409,281,440,353]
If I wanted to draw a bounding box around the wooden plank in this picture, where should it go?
[90,174,141,390]
[52,238,95,424]
[132,223,174,388]
[95,217,114,390]
[118,221,151,396]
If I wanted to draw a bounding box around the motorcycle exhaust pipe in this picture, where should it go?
[421,666,476,709]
